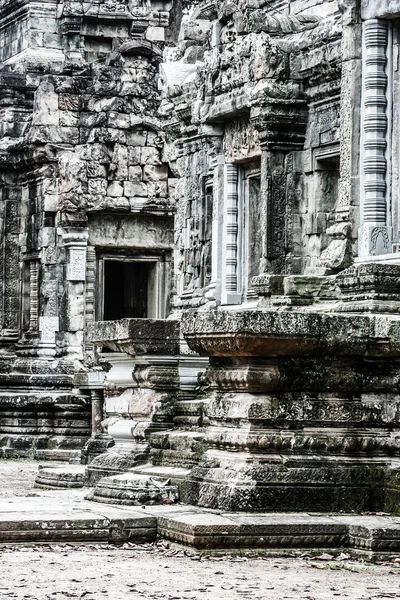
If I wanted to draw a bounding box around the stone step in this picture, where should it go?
[0,393,86,404]
[0,491,157,545]
[149,430,206,469]
[0,374,74,388]
[130,464,191,484]
[0,446,83,462]
[0,393,91,459]
[34,449,82,462]
[153,509,400,561]
[1,492,400,561]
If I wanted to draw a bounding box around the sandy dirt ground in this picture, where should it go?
[0,460,47,498]
[1,460,400,600]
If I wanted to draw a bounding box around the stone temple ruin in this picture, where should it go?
[2,0,400,516]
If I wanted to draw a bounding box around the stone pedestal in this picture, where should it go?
[87,473,179,506]
[0,358,91,460]
[74,370,115,465]
[181,309,400,512]
[84,319,180,485]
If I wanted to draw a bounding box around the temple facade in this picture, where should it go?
[3,0,400,513]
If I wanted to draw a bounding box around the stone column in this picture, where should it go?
[221,163,241,305]
[61,228,89,360]
[3,197,20,334]
[84,246,96,353]
[359,19,392,256]
[260,146,287,275]
[29,259,40,332]
[91,389,104,438]
[205,154,224,302]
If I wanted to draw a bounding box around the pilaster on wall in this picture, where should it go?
[221,163,241,305]
[205,154,224,303]
[359,19,392,256]
[60,227,89,360]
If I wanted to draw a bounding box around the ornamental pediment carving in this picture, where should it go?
[210,30,289,96]
[60,0,151,18]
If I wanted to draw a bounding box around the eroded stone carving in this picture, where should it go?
[4,0,400,519]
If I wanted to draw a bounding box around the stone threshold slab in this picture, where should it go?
[144,506,400,561]
[1,492,400,561]
[0,490,157,545]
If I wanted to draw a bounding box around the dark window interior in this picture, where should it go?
[103,261,150,320]
[316,156,340,213]
[247,175,261,286]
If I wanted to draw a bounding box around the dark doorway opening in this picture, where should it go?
[103,261,151,320]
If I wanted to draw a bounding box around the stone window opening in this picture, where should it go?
[220,161,261,306]
[313,151,340,227]
[200,177,213,290]
[96,253,169,326]
[242,164,261,302]
[103,260,151,321]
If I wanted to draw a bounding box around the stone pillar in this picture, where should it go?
[205,154,224,302]
[61,228,89,360]
[221,163,241,305]
[261,147,287,274]
[29,259,40,332]
[359,19,392,256]
[91,389,104,438]
[181,309,400,513]
[3,197,20,334]
[84,246,96,353]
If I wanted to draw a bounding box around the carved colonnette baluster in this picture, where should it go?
[205,156,224,302]
[359,19,392,256]
[221,163,241,304]
[85,246,96,354]
[29,259,39,331]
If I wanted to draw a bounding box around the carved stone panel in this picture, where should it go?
[223,118,260,163]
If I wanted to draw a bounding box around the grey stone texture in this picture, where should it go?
[3,0,400,520]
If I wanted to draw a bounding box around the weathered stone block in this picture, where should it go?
[124,180,148,197]
[107,181,124,197]
[143,164,168,182]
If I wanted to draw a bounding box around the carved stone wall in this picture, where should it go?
[0,0,175,459]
